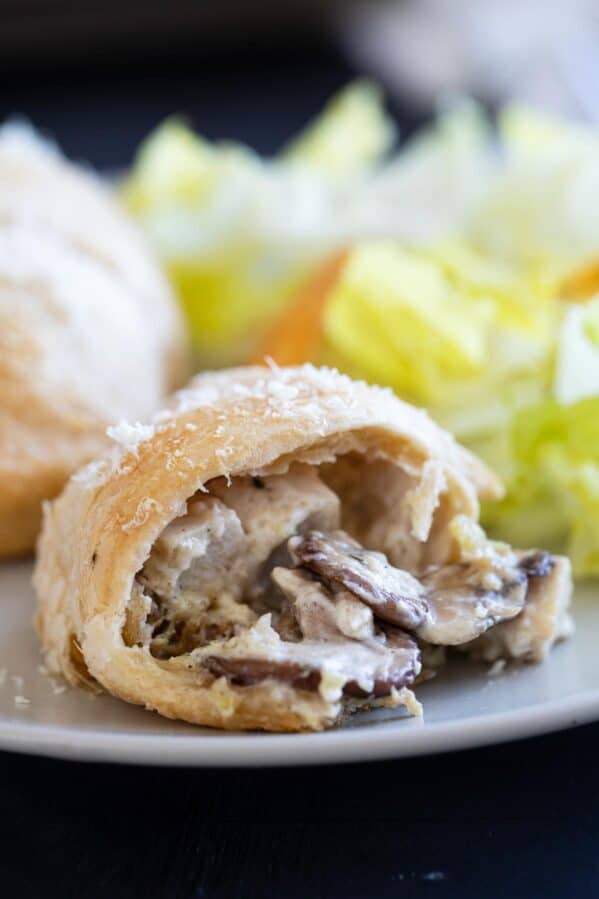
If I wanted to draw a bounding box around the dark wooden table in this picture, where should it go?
[2,723,598,898]
[0,27,594,899]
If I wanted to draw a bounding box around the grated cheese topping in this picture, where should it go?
[106,421,155,456]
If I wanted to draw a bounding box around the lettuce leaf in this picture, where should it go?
[122,84,396,365]
[283,81,395,178]
[348,100,494,242]
[323,239,555,411]
[482,397,599,575]
[470,105,599,281]
[319,234,599,574]
[123,94,599,574]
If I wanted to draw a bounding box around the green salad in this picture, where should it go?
[122,82,394,366]
[123,86,599,576]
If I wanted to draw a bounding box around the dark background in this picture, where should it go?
[0,1,424,170]
[3,723,599,898]
[0,5,595,897]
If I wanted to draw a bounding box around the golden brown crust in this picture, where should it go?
[0,127,189,556]
[34,364,503,732]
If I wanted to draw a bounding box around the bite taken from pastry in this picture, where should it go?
[34,365,573,732]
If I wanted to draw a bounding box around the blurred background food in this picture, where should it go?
[0,125,188,557]
[121,82,397,366]
[4,0,599,573]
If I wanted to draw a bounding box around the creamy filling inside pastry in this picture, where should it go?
[124,461,569,715]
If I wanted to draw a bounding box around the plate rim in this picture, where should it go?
[0,687,597,766]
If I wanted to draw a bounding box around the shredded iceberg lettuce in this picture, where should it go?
[122,83,396,366]
[124,92,599,575]
[471,105,599,281]
[283,81,396,178]
[122,90,493,366]
[322,106,599,575]
[323,238,556,410]
[318,235,599,574]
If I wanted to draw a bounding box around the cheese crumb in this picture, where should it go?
[267,380,299,401]
[71,457,112,489]
[106,421,154,456]
[318,669,346,703]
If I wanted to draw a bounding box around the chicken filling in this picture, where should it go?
[125,463,569,710]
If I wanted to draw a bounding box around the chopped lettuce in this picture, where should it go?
[470,105,599,282]
[314,234,599,575]
[323,239,555,411]
[318,106,599,575]
[122,92,498,366]
[124,91,599,575]
[348,100,494,241]
[323,241,494,403]
[283,81,395,178]
[482,397,599,575]
[554,297,599,405]
[122,84,396,365]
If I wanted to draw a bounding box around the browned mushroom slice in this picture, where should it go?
[517,550,554,579]
[366,627,422,699]
[462,554,571,663]
[203,626,420,699]
[204,656,321,692]
[417,561,528,645]
[289,530,539,647]
[289,531,429,630]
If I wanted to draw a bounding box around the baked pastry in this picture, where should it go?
[0,124,188,556]
[34,365,573,732]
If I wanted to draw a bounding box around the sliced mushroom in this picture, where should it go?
[289,531,429,630]
[203,656,320,692]
[417,562,528,645]
[271,566,375,642]
[288,530,550,647]
[462,554,572,663]
[517,550,554,580]
[416,550,558,646]
[202,624,420,700]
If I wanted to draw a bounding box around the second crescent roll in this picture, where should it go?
[34,365,572,732]
[0,124,189,557]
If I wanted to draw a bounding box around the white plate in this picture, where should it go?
[0,560,597,766]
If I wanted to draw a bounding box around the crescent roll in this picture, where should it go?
[34,365,573,732]
[0,124,188,556]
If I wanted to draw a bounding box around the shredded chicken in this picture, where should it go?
[209,467,340,597]
[131,466,341,657]
[140,496,246,603]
